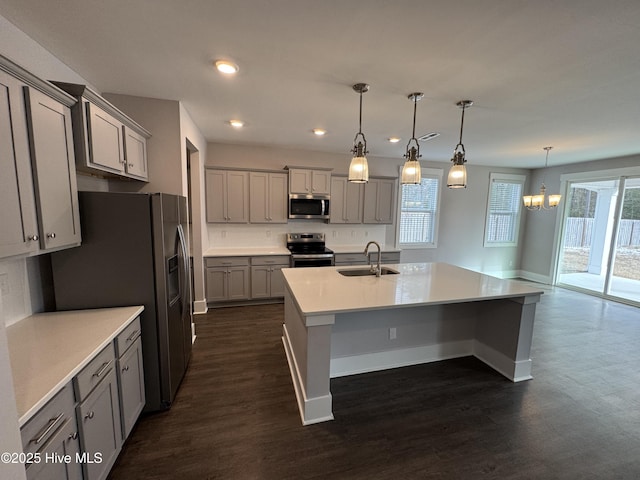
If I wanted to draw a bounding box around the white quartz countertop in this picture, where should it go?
[204,247,291,257]
[282,262,543,315]
[7,306,144,426]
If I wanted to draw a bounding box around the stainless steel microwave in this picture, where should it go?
[289,194,330,219]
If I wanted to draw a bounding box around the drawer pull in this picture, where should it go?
[126,330,139,342]
[31,412,64,445]
[92,361,112,378]
[85,411,95,420]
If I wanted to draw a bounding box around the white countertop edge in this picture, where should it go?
[298,292,543,319]
[204,247,291,257]
[14,306,144,427]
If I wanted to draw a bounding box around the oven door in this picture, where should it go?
[290,255,335,268]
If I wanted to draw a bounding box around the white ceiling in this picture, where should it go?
[2,0,640,168]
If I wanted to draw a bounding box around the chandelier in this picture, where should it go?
[522,147,562,210]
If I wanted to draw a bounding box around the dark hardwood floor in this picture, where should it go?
[108,285,640,479]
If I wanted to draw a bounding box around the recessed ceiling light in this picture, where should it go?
[229,120,244,128]
[388,137,401,143]
[215,60,239,74]
[313,129,327,136]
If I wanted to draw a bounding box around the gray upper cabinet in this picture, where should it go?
[205,169,249,223]
[330,176,364,224]
[25,87,82,250]
[52,82,151,181]
[0,55,81,258]
[363,177,396,224]
[288,168,331,194]
[123,127,148,180]
[249,172,288,223]
[0,67,40,258]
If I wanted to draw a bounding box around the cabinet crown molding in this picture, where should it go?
[0,54,76,107]
[51,81,151,138]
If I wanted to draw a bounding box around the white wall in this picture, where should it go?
[103,94,183,196]
[180,104,208,314]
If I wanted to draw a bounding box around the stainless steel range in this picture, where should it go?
[287,233,335,267]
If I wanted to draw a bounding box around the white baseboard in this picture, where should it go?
[330,340,474,378]
[193,300,208,315]
[473,341,532,382]
[517,270,552,284]
[281,324,334,425]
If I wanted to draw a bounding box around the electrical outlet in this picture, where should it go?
[0,273,10,296]
[389,327,397,340]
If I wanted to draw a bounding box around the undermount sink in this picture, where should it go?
[338,267,400,277]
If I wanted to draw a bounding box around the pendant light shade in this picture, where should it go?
[447,100,473,189]
[401,93,424,185]
[348,83,370,183]
[522,147,562,210]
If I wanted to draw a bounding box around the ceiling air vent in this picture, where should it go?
[418,132,440,141]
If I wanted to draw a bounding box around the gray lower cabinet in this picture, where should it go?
[75,345,122,480]
[115,318,145,440]
[334,253,368,266]
[250,256,289,298]
[25,418,83,480]
[335,251,401,266]
[206,257,250,301]
[20,383,82,480]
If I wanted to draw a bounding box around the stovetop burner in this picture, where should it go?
[286,233,334,256]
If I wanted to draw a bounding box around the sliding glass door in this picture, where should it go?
[557,176,640,304]
[608,177,640,302]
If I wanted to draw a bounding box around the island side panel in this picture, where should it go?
[282,287,334,425]
[330,304,477,378]
[474,294,540,382]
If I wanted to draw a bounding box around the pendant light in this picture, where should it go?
[348,83,370,183]
[522,147,562,210]
[401,93,424,185]
[447,100,473,189]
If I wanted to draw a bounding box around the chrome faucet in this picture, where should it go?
[364,241,382,277]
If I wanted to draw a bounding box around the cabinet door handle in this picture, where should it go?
[126,330,139,342]
[68,432,78,441]
[84,411,95,420]
[28,234,39,241]
[129,163,134,167]
[31,412,64,444]
[46,232,56,239]
[122,365,130,372]
[92,360,111,378]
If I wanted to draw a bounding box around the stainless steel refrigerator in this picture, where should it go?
[51,191,192,412]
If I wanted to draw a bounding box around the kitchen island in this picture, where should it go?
[281,262,544,425]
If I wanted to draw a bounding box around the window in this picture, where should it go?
[398,168,442,247]
[484,173,526,247]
